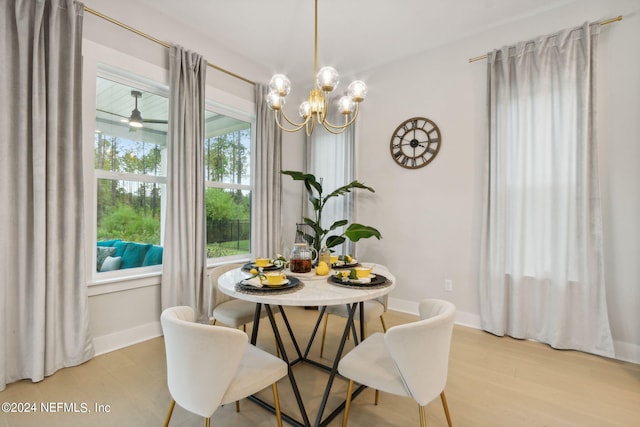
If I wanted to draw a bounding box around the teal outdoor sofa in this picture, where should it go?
[96,239,163,272]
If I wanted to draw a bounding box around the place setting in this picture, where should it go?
[328,265,390,288]
[236,270,302,294]
[330,254,360,269]
[241,256,287,272]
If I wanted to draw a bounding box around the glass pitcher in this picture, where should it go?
[289,242,318,273]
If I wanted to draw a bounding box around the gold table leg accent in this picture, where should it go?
[374,389,380,405]
[440,391,453,427]
[204,417,210,427]
[163,399,176,427]
[235,401,240,412]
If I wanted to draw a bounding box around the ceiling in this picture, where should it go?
[134,0,576,82]
[95,77,250,143]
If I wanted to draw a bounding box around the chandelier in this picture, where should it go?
[266,0,367,136]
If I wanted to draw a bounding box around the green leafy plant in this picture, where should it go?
[282,170,382,255]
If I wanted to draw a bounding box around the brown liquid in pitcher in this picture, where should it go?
[290,258,312,273]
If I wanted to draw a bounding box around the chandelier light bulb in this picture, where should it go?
[299,101,311,118]
[316,66,339,92]
[337,96,356,115]
[347,80,367,102]
[266,91,285,110]
[269,74,291,97]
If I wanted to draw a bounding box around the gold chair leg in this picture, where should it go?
[374,389,380,405]
[204,417,210,427]
[272,383,283,427]
[211,319,217,325]
[163,399,176,427]
[380,314,387,332]
[235,400,240,412]
[342,380,354,427]
[419,404,427,427]
[320,312,329,358]
[440,391,452,427]
[243,324,247,332]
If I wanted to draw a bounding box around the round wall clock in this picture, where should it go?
[389,117,442,169]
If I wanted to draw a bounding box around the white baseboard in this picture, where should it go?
[388,297,639,365]
[388,297,481,329]
[92,321,162,356]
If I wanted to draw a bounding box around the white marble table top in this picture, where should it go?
[217,265,395,307]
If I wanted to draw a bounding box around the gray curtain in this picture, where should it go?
[254,84,283,257]
[0,0,94,390]
[161,45,207,319]
[479,22,614,357]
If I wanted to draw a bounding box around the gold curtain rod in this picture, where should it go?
[468,15,623,63]
[83,6,256,86]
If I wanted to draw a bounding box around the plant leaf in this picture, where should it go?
[328,219,348,231]
[326,235,346,248]
[303,217,324,239]
[281,170,323,195]
[344,223,382,242]
[323,180,375,203]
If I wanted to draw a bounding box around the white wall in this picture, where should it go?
[354,0,640,363]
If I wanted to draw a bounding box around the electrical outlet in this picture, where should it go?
[444,279,453,292]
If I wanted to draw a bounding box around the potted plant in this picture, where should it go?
[282,170,382,256]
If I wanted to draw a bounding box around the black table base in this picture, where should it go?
[247,301,367,427]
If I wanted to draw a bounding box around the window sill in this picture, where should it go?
[88,268,162,296]
[88,256,252,297]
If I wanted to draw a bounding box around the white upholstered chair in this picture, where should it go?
[319,263,389,358]
[161,306,288,427]
[208,263,279,330]
[338,299,456,427]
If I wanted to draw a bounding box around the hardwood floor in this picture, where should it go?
[1,307,639,427]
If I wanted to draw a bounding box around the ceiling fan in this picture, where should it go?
[97,90,168,128]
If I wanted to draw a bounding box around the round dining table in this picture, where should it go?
[217,265,395,427]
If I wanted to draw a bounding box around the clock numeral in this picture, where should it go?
[410,157,417,167]
[401,156,409,166]
[393,150,403,159]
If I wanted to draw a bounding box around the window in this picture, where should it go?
[94,74,168,273]
[203,107,253,261]
[306,106,356,256]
